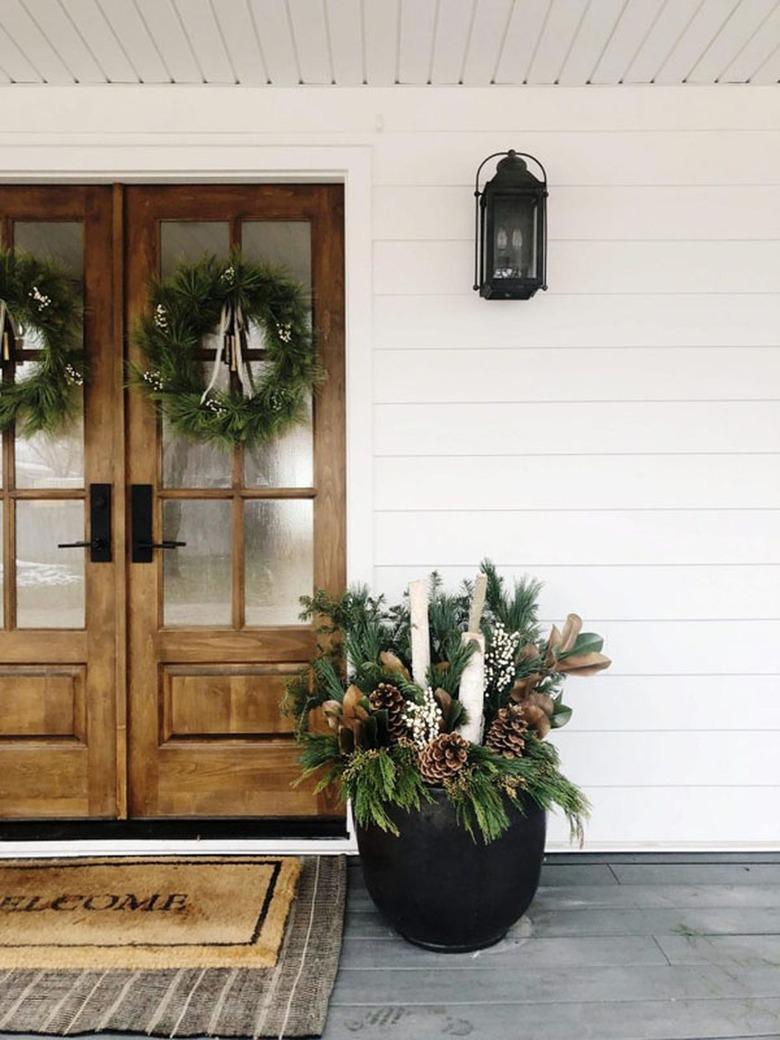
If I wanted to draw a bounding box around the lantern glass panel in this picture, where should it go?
[491,195,538,281]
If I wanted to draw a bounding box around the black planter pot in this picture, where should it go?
[355,787,546,952]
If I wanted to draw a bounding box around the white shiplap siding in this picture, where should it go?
[366,87,780,848]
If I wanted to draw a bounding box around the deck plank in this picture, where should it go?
[332,964,780,1005]
[340,933,668,968]
[322,998,780,1039]
[613,864,780,886]
[345,904,780,938]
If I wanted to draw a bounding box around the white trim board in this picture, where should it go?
[0,144,371,858]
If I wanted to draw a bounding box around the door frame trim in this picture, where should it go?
[0,145,373,855]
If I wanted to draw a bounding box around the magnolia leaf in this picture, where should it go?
[522,703,551,739]
[551,703,573,728]
[546,625,563,654]
[321,700,342,730]
[380,650,411,681]
[510,673,541,702]
[559,614,582,653]
[337,725,356,754]
[343,684,369,719]
[447,699,466,732]
[569,632,604,656]
[373,708,390,747]
[527,691,555,717]
[557,651,611,676]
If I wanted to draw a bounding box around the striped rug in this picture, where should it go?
[0,856,345,1037]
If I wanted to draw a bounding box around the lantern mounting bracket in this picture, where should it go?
[473,149,548,298]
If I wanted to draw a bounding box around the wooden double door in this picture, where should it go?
[0,184,345,824]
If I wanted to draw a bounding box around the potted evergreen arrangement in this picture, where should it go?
[286,562,610,952]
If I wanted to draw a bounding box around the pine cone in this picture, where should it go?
[485,704,528,758]
[418,732,469,784]
[369,682,407,742]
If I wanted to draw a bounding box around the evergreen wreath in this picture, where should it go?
[132,252,323,449]
[0,250,84,437]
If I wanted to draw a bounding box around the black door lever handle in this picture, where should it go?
[56,485,111,563]
[138,539,187,550]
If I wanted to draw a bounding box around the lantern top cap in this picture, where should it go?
[474,149,547,194]
[492,149,544,188]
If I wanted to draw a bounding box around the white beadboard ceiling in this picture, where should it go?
[0,0,778,86]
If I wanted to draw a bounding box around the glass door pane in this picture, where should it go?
[13,222,84,488]
[160,222,232,489]
[16,499,85,628]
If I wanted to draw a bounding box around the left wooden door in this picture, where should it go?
[0,186,119,818]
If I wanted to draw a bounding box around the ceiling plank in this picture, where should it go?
[364,0,400,84]
[398,0,436,83]
[655,0,738,83]
[494,0,550,83]
[288,0,332,83]
[324,0,362,84]
[101,0,175,82]
[623,0,700,81]
[1,0,74,82]
[63,0,139,82]
[211,0,267,84]
[750,34,780,78]
[462,0,513,84]
[23,0,105,81]
[430,0,474,83]
[248,0,299,85]
[171,0,234,82]
[722,0,780,80]
[688,0,778,81]
[526,0,588,82]
[591,0,666,83]
[0,22,42,80]
[558,0,625,85]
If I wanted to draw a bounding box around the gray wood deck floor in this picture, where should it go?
[326,856,780,1040]
[4,855,780,1040]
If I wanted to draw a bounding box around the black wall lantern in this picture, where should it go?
[473,150,548,300]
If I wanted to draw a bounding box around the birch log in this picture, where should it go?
[459,632,485,744]
[409,579,431,687]
[459,573,488,743]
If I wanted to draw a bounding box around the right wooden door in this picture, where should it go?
[124,185,345,820]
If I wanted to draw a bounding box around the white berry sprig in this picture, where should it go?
[29,286,51,311]
[141,369,164,392]
[484,619,522,695]
[403,686,443,750]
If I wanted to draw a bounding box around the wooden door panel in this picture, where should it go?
[125,185,346,820]
[0,186,118,820]
[155,745,324,817]
[0,747,89,818]
[0,668,85,739]
[163,666,300,740]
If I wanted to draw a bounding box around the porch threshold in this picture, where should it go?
[0,816,348,843]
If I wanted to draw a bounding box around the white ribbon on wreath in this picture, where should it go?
[0,299,20,362]
[200,297,255,402]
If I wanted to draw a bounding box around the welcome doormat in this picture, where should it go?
[0,856,345,1037]
[0,856,301,970]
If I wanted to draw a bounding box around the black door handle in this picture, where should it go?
[131,485,187,563]
[57,484,111,563]
[138,540,187,551]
